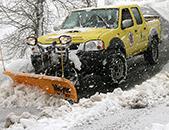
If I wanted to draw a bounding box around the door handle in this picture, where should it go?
[135,30,137,32]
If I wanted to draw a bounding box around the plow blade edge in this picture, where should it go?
[3,71,78,103]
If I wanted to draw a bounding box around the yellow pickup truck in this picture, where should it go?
[29,4,161,85]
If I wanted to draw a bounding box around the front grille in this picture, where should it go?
[69,43,81,50]
[56,43,81,51]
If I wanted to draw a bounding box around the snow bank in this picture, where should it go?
[145,123,169,130]
[1,72,169,129]
[150,1,169,22]
[5,112,39,128]
[5,59,33,73]
[0,59,34,84]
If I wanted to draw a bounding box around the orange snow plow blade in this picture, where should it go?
[3,71,78,103]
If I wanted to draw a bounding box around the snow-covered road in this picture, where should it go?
[71,103,169,130]
[1,71,169,130]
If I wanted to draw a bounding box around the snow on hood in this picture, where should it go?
[38,28,111,44]
[1,72,169,129]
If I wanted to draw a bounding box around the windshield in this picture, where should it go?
[60,8,119,29]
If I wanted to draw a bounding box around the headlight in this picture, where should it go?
[59,35,72,44]
[84,40,104,51]
[26,37,37,46]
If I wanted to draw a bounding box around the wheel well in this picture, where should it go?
[107,37,126,57]
[149,28,160,45]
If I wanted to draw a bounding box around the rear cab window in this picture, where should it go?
[131,7,143,25]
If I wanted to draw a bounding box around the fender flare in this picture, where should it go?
[107,37,126,57]
[149,28,160,46]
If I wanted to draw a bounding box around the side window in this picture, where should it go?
[131,7,143,25]
[121,8,133,29]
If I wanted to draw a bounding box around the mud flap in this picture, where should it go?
[3,71,78,103]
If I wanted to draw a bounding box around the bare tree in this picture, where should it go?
[81,0,95,7]
[0,0,93,60]
[0,0,48,59]
[0,0,71,59]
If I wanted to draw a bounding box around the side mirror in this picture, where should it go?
[122,19,133,29]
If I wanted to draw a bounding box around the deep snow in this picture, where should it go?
[1,0,169,130]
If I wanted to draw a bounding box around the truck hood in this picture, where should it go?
[38,28,110,44]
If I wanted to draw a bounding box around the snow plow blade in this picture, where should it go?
[3,71,78,103]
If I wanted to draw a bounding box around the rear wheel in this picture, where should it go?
[144,37,159,64]
[106,52,127,84]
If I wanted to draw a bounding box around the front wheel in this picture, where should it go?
[106,52,127,84]
[45,65,78,85]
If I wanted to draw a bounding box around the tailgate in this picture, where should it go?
[143,15,160,22]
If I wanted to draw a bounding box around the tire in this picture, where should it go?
[144,36,159,64]
[78,75,102,89]
[77,75,103,98]
[106,52,127,84]
[64,67,78,85]
[45,64,78,85]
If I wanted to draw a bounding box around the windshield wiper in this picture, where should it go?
[96,15,110,28]
[79,15,83,28]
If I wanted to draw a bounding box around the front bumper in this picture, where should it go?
[77,50,106,74]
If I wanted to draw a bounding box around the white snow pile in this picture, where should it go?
[0,59,34,84]
[145,123,169,130]
[1,71,169,129]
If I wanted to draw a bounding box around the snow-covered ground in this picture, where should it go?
[1,1,169,130]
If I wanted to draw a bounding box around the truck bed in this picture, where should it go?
[143,15,160,22]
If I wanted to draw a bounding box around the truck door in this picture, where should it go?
[131,7,148,53]
[121,8,140,57]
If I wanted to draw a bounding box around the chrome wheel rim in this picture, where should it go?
[110,58,124,80]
